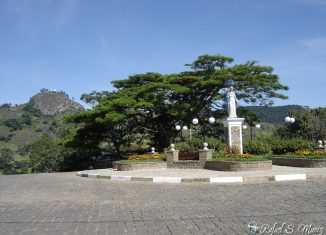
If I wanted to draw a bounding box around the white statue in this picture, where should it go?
[226,86,239,118]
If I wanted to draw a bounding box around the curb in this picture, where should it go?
[76,172,326,184]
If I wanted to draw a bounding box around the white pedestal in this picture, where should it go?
[223,118,245,154]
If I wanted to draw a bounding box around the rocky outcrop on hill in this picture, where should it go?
[30,92,85,116]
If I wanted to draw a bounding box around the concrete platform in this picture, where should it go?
[77,165,326,184]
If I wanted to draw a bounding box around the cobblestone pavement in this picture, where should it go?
[0,173,325,235]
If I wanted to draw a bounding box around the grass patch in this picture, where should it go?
[117,159,165,164]
[271,154,326,159]
[212,157,269,162]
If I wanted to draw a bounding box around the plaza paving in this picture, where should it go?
[0,172,325,234]
[78,165,326,182]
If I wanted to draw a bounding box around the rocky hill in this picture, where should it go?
[29,91,85,116]
[0,91,85,150]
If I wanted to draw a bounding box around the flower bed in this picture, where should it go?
[205,153,272,171]
[268,150,326,168]
[112,153,167,171]
[127,153,165,160]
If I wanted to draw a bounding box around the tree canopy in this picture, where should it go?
[65,54,288,154]
[277,108,326,141]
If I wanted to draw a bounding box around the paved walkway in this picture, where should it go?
[0,173,325,234]
[78,166,326,183]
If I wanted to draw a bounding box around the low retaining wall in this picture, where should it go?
[113,162,167,171]
[204,160,272,171]
[269,157,326,168]
[167,160,203,169]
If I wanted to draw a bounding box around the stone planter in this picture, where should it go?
[204,160,272,171]
[113,162,167,171]
[268,157,326,168]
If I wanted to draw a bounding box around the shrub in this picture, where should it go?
[175,137,225,153]
[25,136,68,172]
[271,138,315,155]
[0,148,15,168]
[227,145,240,154]
[4,119,22,131]
[244,140,271,155]
[175,141,195,152]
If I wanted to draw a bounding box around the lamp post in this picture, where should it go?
[285,113,295,124]
[243,123,261,140]
[191,117,215,141]
[285,112,295,138]
[176,117,216,141]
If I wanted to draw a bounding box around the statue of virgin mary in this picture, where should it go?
[226,85,239,118]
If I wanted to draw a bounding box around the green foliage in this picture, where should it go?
[244,140,271,155]
[0,147,15,168]
[4,118,23,131]
[22,99,41,116]
[80,91,110,107]
[0,103,12,108]
[67,54,287,155]
[21,114,32,125]
[175,137,225,153]
[0,134,13,142]
[271,138,315,155]
[2,160,30,175]
[277,108,326,141]
[25,136,68,172]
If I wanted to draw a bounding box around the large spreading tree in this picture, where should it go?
[64,54,288,155]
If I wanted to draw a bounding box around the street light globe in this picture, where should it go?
[175,125,181,131]
[243,125,248,130]
[255,124,261,129]
[192,118,199,125]
[290,117,295,123]
[208,117,215,124]
[182,125,188,131]
[285,116,291,123]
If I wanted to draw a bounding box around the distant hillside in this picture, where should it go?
[246,105,306,124]
[0,91,85,149]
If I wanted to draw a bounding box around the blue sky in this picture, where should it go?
[0,0,325,108]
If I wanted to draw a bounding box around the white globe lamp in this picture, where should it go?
[192,118,199,125]
[175,125,181,131]
[243,125,248,130]
[182,125,188,131]
[285,116,291,123]
[208,117,215,124]
[290,117,295,123]
[255,124,261,129]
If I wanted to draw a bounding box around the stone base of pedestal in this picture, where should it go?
[199,149,213,161]
[223,118,245,154]
[166,150,179,162]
